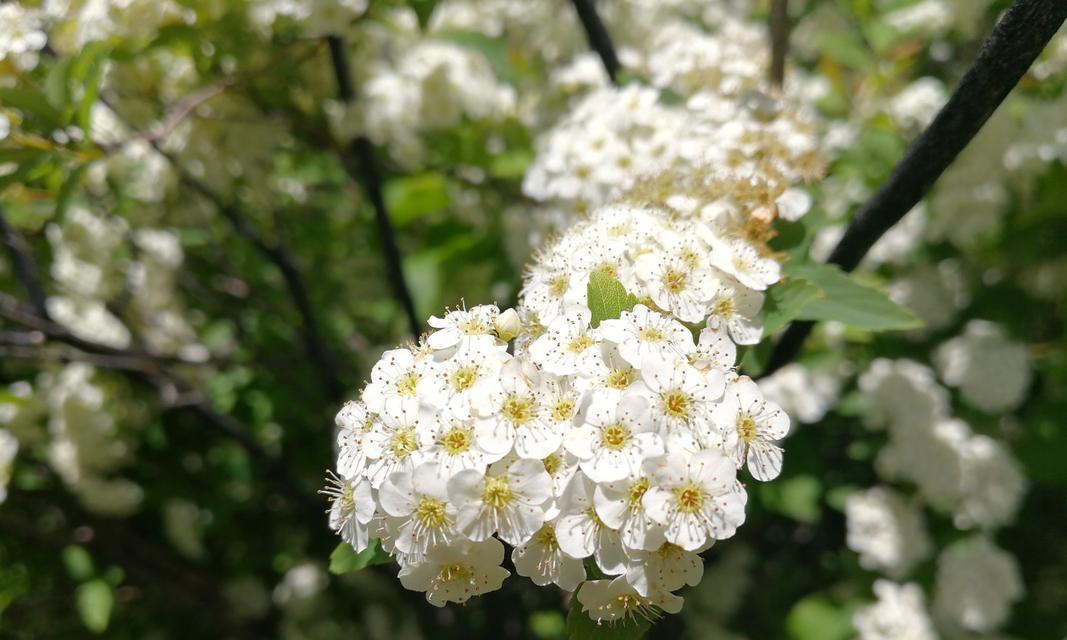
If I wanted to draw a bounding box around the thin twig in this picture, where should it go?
[139,79,233,143]
[326,36,422,340]
[0,206,50,318]
[761,0,1067,377]
[769,0,790,88]
[570,0,622,84]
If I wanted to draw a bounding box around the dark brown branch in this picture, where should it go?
[570,0,622,84]
[769,0,790,88]
[326,36,422,340]
[0,206,50,319]
[761,0,1067,377]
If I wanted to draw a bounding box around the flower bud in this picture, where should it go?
[494,308,521,342]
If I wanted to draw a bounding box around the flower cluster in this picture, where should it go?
[327,181,804,620]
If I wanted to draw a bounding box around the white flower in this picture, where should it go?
[0,429,18,505]
[448,458,552,546]
[635,250,715,323]
[512,523,586,592]
[934,536,1023,633]
[704,276,764,345]
[934,320,1031,413]
[554,472,627,575]
[624,542,704,597]
[853,580,937,640]
[363,408,425,488]
[426,304,503,352]
[758,363,840,424]
[528,307,605,377]
[475,358,561,459]
[845,487,931,579]
[599,304,696,368]
[419,411,505,480]
[363,348,429,420]
[693,325,737,370]
[380,462,459,564]
[576,576,683,624]
[641,357,724,449]
[711,240,780,291]
[711,376,790,481]
[323,473,375,553]
[642,450,747,550]
[566,393,663,483]
[953,434,1026,530]
[335,401,375,480]
[858,359,949,432]
[398,539,510,607]
[594,473,665,552]
[425,344,509,419]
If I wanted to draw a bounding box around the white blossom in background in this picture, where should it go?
[888,260,969,333]
[845,487,931,578]
[0,3,47,71]
[858,358,949,431]
[935,320,1032,413]
[853,580,938,640]
[934,536,1024,633]
[757,363,840,424]
[0,429,18,505]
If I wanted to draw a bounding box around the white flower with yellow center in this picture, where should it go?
[576,576,683,624]
[711,239,780,291]
[565,393,662,483]
[693,324,737,370]
[426,304,504,353]
[380,462,459,564]
[528,307,606,377]
[711,376,789,481]
[362,408,425,488]
[419,411,506,479]
[635,250,715,324]
[334,400,377,480]
[554,472,626,574]
[641,357,724,448]
[363,347,436,421]
[523,264,589,325]
[475,359,561,459]
[642,450,747,550]
[512,522,586,592]
[704,276,764,345]
[447,458,552,546]
[599,304,696,368]
[398,539,510,607]
[425,344,509,419]
[624,542,704,597]
[593,473,665,552]
[323,472,375,552]
[582,345,642,417]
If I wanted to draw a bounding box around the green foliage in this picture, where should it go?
[384,173,451,226]
[76,580,114,634]
[784,262,921,331]
[586,272,639,328]
[329,540,392,575]
[785,595,853,640]
[762,277,823,335]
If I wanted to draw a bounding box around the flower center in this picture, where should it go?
[542,454,561,476]
[460,319,488,335]
[605,368,634,390]
[637,327,665,343]
[549,274,569,298]
[627,477,650,508]
[389,427,418,459]
[600,424,632,451]
[673,484,706,514]
[534,525,559,551]
[449,366,478,391]
[567,335,594,354]
[585,507,606,528]
[737,415,758,443]
[550,398,575,423]
[396,372,419,396]
[414,497,449,529]
[712,297,734,318]
[441,427,472,454]
[502,393,536,426]
[662,390,692,420]
[663,268,687,294]
[436,562,473,585]
[482,476,514,509]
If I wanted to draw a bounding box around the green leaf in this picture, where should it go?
[586,272,639,328]
[786,595,854,640]
[760,475,822,524]
[409,0,439,29]
[488,149,532,179]
[62,546,95,581]
[786,262,921,331]
[76,579,113,634]
[56,163,91,217]
[762,278,823,335]
[0,88,65,129]
[329,540,391,575]
[565,592,650,640]
[816,31,875,72]
[384,173,451,226]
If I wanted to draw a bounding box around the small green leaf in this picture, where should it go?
[76,579,114,634]
[409,0,440,29]
[786,262,921,331]
[329,540,391,575]
[488,149,532,179]
[586,272,639,328]
[786,594,854,640]
[63,546,95,581]
[762,278,823,335]
[0,88,65,129]
[565,592,651,640]
[384,173,451,226]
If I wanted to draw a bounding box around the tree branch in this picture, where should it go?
[761,0,1067,377]
[0,206,50,319]
[326,36,422,341]
[570,0,622,84]
[768,0,790,88]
